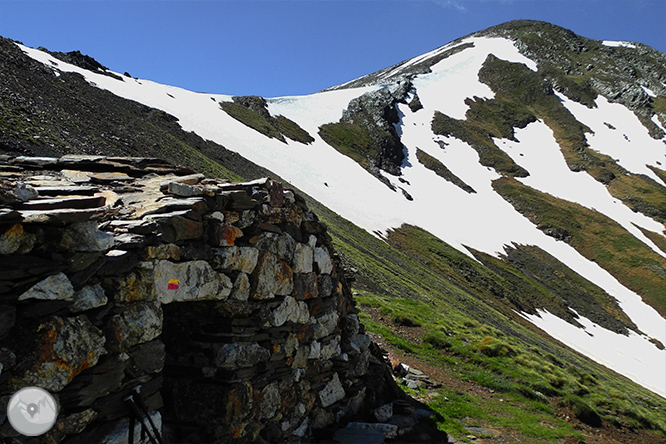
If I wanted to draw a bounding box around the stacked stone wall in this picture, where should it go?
[0,156,402,443]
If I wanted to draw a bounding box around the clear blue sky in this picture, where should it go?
[1,1,664,97]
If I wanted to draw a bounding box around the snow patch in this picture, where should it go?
[408,37,536,120]
[493,120,666,258]
[641,86,657,98]
[519,309,666,398]
[602,40,636,49]
[558,93,666,186]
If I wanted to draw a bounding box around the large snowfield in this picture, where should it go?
[18,37,666,397]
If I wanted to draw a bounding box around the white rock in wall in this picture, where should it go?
[318,372,345,408]
[154,260,232,304]
[314,247,333,274]
[272,296,310,327]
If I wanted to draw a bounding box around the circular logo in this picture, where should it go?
[7,387,58,436]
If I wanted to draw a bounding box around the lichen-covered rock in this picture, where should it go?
[154,260,232,304]
[10,315,106,392]
[213,246,259,273]
[18,272,75,301]
[255,232,297,261]
[105,301,163,352]
[210,223,243,246]
[0,223,34,255]
[109,267,155,303]
[294,272,319,300]
[251,252,294,300]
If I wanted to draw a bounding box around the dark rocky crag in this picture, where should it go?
[0,156,445,443]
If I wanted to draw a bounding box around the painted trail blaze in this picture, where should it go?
[168,279,180,290]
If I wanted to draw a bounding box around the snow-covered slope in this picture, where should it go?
[17,33,666,397]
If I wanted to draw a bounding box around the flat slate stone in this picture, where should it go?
[89,172,133,183]
[19,195,107,211]
[19,207,109,224]
[35,186,99,196]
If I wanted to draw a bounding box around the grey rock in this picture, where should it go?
[255,232,297,261]
[70,284,108,312]
[214,342,270,369]
[321,338,342,360]
[311,408,335,429]
[62,221,115,252]
[18,272,74,301]
[61,408,98,435]
[319,372,345,407]
[388,414,417,431]
[272,296,310,327]
[230,272,250,301]
[292,345,310,368]
[374,403,393,422]
[346,422,398,440]
[308,341,321,360]
[351,334,372,352]
[251,252,293,300]
[292,242,314,273]
[168,181,204,197]
[142,243,181,260]
[213,246,259,273]
[314,247,333,274]
[293,418,309,438]
[154,260,232,304]
[334,426,385,444]
[127,340,165,377]
[259,382,280,419]
[105,301,163,352]
[313,312,339,340]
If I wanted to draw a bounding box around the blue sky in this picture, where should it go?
[1,0,664,97]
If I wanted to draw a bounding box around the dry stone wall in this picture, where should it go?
[0,156,404,443]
